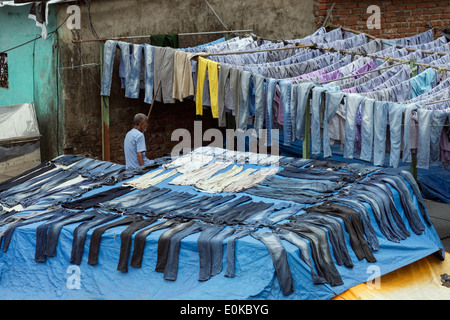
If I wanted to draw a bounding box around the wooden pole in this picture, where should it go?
[99,43,110,161]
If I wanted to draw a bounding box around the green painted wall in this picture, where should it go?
[0,4,63,161]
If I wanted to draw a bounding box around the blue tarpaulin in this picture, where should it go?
[0,152,445,300]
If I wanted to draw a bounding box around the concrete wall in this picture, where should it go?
[56,0,317,164]
[0,4,63,162]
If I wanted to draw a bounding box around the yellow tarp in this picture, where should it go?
[333,252,450,300]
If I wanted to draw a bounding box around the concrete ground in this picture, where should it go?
[426,200,450,253]
[0,173,449,251]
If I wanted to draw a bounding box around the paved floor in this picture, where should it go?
[426,200,450,253]
[0,173,449,251]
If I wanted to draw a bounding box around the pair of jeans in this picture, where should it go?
[356,182,412,238]
[417,108,433,169]
[305,202,376,263]
[1,169,81,208]
[373,101,389,166]
[388,103,407,168]
[278,222,343,287]
[70,212,121,265]
[163,222,206,281]
[164,194,237,220]
[88,215,145,266]
[277,167,359,183]
[344,93,366,159]
[243,202,292,226]
[118,42,142,99]
[238,70,252,130]
[251,231,295,296]
[52,155,84,166]
[402,103,420,163]
[20,179,100,209]
[224,227,252,278]
[323,91,345,158]
[129,219,178,268]
[293,213,354,268]
[260,175,347,193]
[155,220,196,272]
[210,201,274,225]
[359,98,376,162]
[197,225,227,281]
[117,216,158,272]
[0,161,55,193]
[126,191,197,216]
[35,209,79,262]
[200,195,252,221]
[143,44,155,104]
[99,187,171,213]
[332,198,379,252]
[100,40,118,96]
[0,167,63,200]
[245,185,333,204]
[279,80,293,146]
[293,82,315,141]
[310,86,328,155]
[1,210,60,253]
[265,78,278,146]
[44,211,108,260]
[368,175,424,235]
[276,228,327,285]
[63,186,134,210]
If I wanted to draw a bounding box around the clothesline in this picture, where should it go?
[202,35,450,74]
[71,29,253,43]
[337,25,448,57]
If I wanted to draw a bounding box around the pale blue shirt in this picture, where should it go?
[124,128,152,169]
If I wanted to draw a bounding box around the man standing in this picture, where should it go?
[124,113,153,169]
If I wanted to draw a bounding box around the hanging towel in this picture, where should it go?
[150,33,179,48]
[173,51,195,102]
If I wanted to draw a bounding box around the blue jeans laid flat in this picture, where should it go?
[276,228,327,285]
[369,174,426,235]
[163,222,206,281]
[251,231,295,296]
[70,212,121,265]
[224,228,252,278]
[197,224,227,281]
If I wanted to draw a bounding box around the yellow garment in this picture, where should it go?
[195,57,219,118]
[207,59,219,118]
[333,252,450,300]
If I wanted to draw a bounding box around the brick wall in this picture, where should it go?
[315,0,450,39]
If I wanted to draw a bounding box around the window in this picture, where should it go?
[0,53,8,89]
